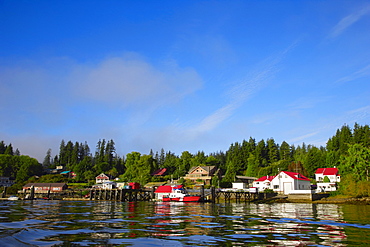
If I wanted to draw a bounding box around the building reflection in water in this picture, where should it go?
[226,202,347,246]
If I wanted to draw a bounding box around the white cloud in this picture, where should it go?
[71,55,203,108]
[328,5,370,39]
[287,131,319,144]
[185,46,293,136]
[336,64,370,83]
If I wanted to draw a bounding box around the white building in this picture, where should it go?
[252,175,275,192]
[271,171,311,194]
[95,173,111,184]
[315,167,340,192]
[253,171,312,195]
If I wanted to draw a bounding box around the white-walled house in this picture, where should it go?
[232,176,257,190]
[102,181,116,189]
[315,167,340,192]
[253,171,312,195]
[270,171,311,194]
[95,173,111,184]
[252,175,275,192]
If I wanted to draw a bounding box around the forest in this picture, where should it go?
[1,123,370,197]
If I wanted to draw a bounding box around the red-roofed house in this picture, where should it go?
[252,175,275,192]
[151,168,167,176]
[253,171,312,194]
[315,167,340,192]
[95,173,111,184]
[271,171,311,194]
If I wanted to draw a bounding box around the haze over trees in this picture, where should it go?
[1,123,369,195]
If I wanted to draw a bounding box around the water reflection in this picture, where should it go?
[0,200,369,246]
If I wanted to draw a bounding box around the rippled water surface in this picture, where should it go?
[1,200,370,246]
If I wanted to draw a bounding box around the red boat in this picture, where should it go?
[155,185,201,202]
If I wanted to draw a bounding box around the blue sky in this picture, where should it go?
[1,1,370,162]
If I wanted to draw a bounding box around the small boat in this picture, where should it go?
[8,195,19,201]
[155,185,201,202]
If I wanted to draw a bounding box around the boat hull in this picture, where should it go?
[162,196,201,202]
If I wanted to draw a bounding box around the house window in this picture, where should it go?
[274,185,279,189]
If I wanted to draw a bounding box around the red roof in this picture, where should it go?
[282,171,310,181]
[96,173,109,179]
[151,168,167,176]
[315,168,339,176]
[154,185,183,193]
[255,175,275,182]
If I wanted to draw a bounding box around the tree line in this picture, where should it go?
[1,123,369,194]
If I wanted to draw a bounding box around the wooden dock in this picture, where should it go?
[7,186,264,203]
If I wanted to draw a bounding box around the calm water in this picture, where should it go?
[0,200,370,246]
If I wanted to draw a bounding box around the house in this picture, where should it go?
[22,183,68,193]
[183,166,218,185]
[0,177,15,187]
[252,175,275,192]
[253,171,312,195]
[271,171,311,194]
[96,173,111,184]
[151,168,167,176]
[232,176,257,190]
[47,165,65,174]
[101,181,116,189]
[315,167,340,192]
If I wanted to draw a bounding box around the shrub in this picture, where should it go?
[263,188,274,193]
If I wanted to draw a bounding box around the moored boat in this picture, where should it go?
[155,185,201,202]
[8,195,19,201]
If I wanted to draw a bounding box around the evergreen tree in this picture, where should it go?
[279,141,291,161]
[4,144,14,155]
[303,145,325,177]
[255,139,267,167]
[339,143,370,181]
[267,138,279,163]
[43,149,52,169]
[245,154,258,177]
[59,140,66,166]
[0,141,6,154]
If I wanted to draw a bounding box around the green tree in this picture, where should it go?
[4,144,14,155]
[0,141,6,154]
[175,151,193,179]
[280,141,292,161]
[211,174,220,188]
[0,154,16,177]
[245,154,258,177]
[267,138,279,163]
[42,148,52,169]
[74,156,93,181]
[255,139,267,167]
[16,156,43,183]
[339,143,370,181]
[121,152,141,181]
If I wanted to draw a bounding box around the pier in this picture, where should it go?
[8,185,264,203]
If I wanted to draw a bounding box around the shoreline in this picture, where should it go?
[258,196,370,205]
